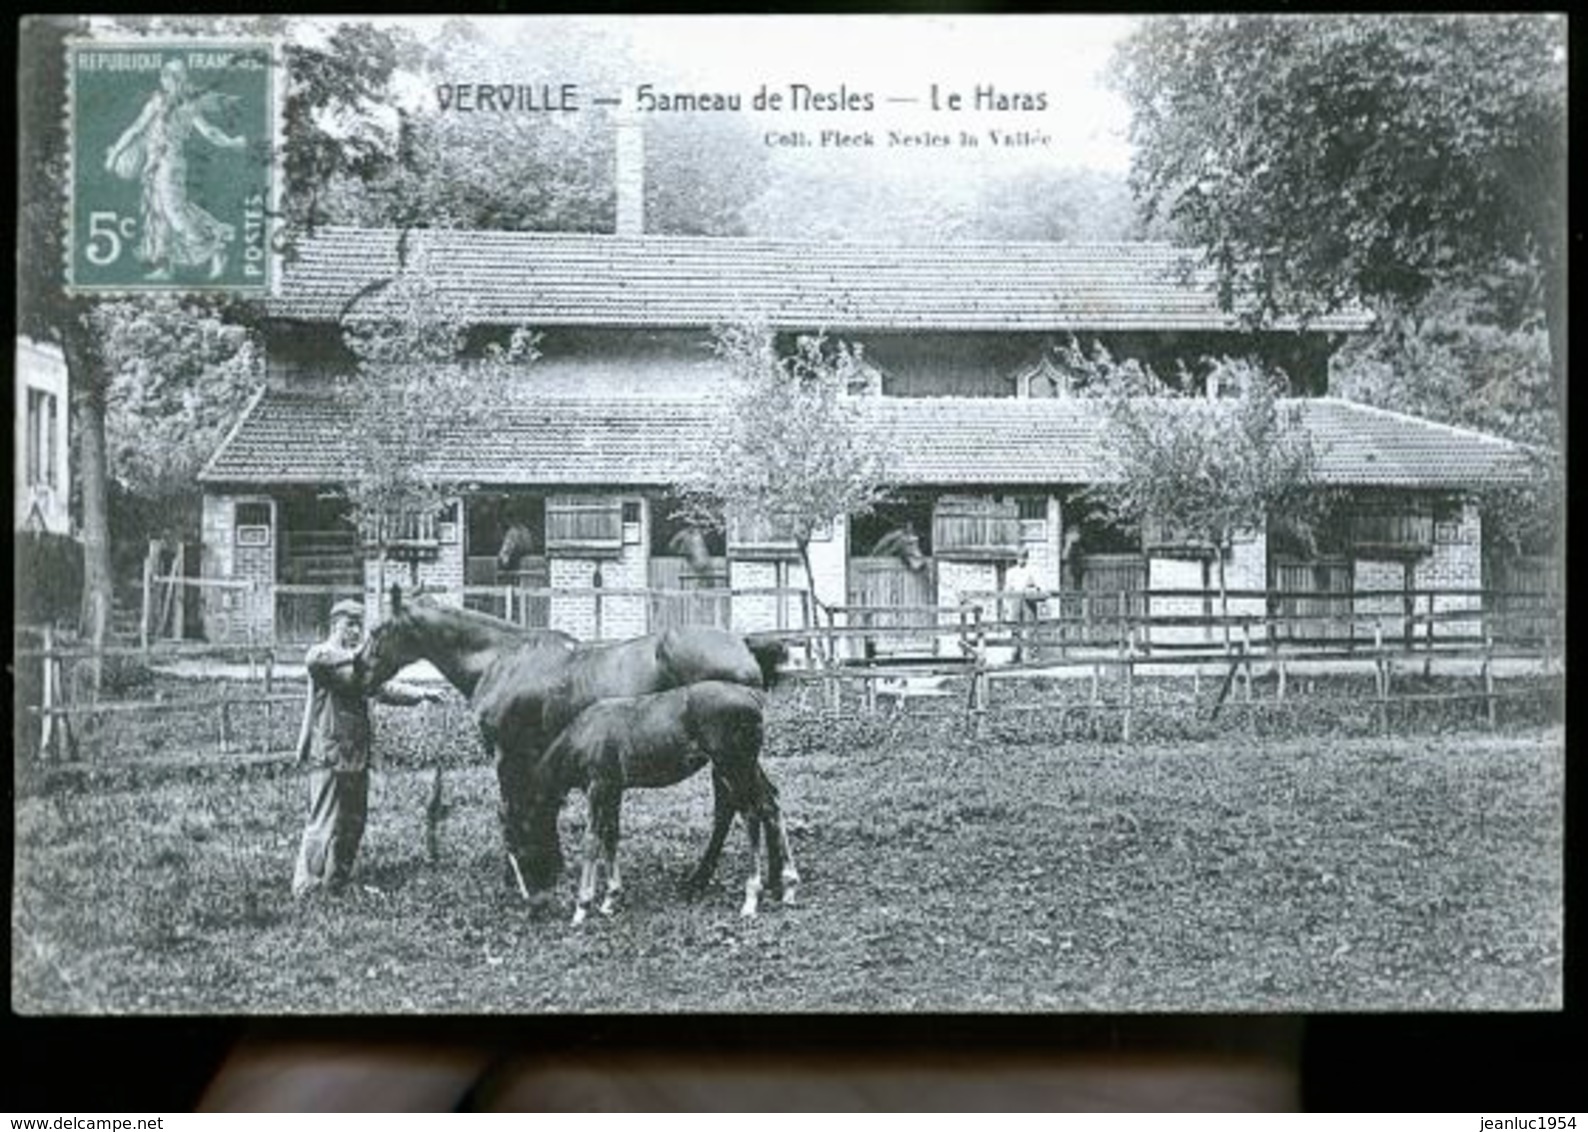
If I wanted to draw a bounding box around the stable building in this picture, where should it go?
[195,226,1535,646]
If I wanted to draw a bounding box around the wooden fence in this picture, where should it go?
[17,586,1561,763]
[782,588,1562,739]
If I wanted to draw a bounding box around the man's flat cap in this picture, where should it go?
[330,598,366,620]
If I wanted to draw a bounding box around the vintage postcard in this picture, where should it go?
[13,14,1564,1015]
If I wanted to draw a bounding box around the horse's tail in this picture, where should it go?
[744,637,789,690]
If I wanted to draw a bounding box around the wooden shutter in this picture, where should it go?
[932,495,1020,560]
[546,495,624,557]
[1350,496,1435,557]
[727,511,800,561]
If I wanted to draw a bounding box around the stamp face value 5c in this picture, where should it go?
[67,41,275,294]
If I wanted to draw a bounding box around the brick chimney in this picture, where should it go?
[615,110,644,236]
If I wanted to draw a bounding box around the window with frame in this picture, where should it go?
[26,389,58,488]
[235,499,274,547]
[1016,495,1048,543]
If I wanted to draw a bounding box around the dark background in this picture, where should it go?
[3,1014,1581,1110]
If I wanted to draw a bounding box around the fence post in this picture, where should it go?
[593,567,604,642]
[1482,611,1497,731]
[973,664,988,740]
[1121,623,1135,743]
[1374,616,1390,736]
[1241,620,1254,702]
[39,626,57,761]
[173,544,187,642]
[141,544,156,654]
[1274,607,1287,703]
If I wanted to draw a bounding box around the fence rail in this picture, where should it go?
[17,585,1561,763]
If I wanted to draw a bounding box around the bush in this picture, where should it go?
[15,531,83,626]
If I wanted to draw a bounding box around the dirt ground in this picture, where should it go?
[11,686,1562,1014]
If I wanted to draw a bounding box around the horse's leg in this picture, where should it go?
[494,744,534,901]
[572,787,605,926]
[682,771,737,897]
[597,787,623,917]
[740,810,765,919]
[758,766,800,906]
[745,765,790,906]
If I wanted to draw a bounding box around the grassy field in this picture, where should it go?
[12,690,1563,1013]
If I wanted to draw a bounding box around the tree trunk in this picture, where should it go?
[1541,249,1566,429]
[1218,545,1230,653]
[64,323,113,680]
[796,537,827,662]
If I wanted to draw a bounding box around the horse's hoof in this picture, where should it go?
[740,901,759,919]
[598,897,620,917]
[571,906,588,926]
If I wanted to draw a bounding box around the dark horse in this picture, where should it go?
[871,522,928,572]
[362,584,796,908]
[497,522,540,574]
[531,680,790,923]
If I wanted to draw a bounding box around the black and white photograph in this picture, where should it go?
[13,14,1565,1016]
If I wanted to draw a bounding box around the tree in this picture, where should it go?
[1113,15,1567,407]
[1330,275,1560,557]
[1084,355,1317,618]
[17,16,413,651]
[335,260,537,595]
[90,298,262,530]
[676,325,894,633]
[338,18,767,236]
[19,17,110,647]
[279,21,419,234]
[970,167,1143,242]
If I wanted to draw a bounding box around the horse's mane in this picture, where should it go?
[399,596,574,651]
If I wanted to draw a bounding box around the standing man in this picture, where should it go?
[292,598,443,897]
[1004,549,1044,663]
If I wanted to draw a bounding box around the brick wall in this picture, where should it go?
[598,497,650,640]
[1147,556,1207,647]
[1353,558,1408,639]
[1142,524,1265,647]
[542,494,650,640]
[1414,497,1482,638]
[361,497,468,625]
[1024,495,1062,591]
[548,557,597,639]
[200,493,278,642]
[935,558,997,656]
[804,518,847,619]
[201,494,237,641]
[730,559,793,633]
[1224,525,1268,619]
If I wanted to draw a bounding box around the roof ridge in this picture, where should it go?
[294,225,1194,254]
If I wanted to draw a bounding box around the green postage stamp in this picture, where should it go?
[66,40,276,294]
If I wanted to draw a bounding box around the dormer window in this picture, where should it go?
[1015,354,1070,399]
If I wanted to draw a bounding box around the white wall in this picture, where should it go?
[15,337,70,534]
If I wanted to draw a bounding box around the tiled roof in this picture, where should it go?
[200,391,1534,490]
[270,227,1373,333]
